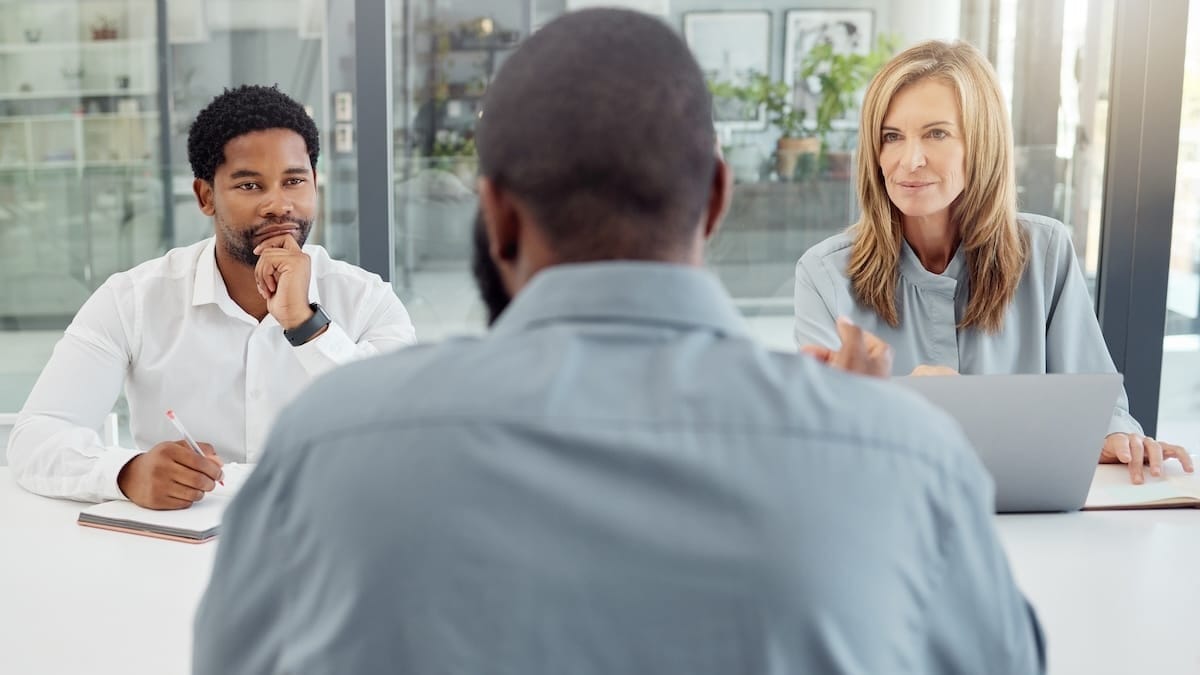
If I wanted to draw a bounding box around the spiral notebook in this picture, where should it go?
[77,463,251,543]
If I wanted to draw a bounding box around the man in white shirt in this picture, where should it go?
[6,84,416,508]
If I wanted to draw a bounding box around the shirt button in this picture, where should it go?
[249,389,261,399]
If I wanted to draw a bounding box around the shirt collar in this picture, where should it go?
[491,261,750,339]
[898,237,966,293]
[191,236,322,312]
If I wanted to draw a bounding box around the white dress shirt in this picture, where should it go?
[6,237,416,502]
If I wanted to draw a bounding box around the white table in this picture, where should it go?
[997,509,1200,674]
[0,469,215,675]
[0,468,1198,675]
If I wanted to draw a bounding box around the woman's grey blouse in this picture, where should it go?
[793,213,1141,436]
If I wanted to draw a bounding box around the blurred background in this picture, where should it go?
[0,0,1195,451]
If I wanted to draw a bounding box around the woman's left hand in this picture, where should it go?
[1100,433,1193,484]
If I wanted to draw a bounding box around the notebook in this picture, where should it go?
[77,463,250,543]
[1084,456,1200,509]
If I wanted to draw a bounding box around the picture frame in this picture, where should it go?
[782,9,873,130]
[298,0,326,40]
[565,0,670,16]
[683,10,771,130]
[166,0,209,45]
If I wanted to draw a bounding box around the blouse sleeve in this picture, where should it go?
[1043,225,1143,436]
[793,255,841,352]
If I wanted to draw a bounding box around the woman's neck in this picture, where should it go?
[902,214,960,274]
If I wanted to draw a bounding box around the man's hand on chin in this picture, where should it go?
[254,233,313,329]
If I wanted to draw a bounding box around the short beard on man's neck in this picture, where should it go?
[471,211,512,326]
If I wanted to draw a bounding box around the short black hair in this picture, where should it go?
[187,84,320,183]
[476,9,715,261]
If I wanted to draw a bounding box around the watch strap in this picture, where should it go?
[283,303,332,347]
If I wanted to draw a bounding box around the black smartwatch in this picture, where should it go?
[283,303,332,347]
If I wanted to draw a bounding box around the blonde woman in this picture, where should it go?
[793,40,1190,485]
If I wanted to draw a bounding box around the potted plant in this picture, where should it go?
[709,72,820,180]
[799,34,897,178]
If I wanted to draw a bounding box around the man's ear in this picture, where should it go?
[477,177,520,266]
[193,178,215,216]
[702,156,732,241]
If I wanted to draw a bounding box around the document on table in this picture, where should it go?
[1084,456,1200,510]
[77,463,252,543]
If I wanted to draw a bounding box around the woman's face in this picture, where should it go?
[878,79,966,224]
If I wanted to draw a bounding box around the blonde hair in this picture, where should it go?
[848,40,1028,332]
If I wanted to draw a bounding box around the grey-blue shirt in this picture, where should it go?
[195,262,1043,675]
[794,213,1141,436]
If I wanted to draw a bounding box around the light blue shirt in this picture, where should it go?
[794,213,1142,436]
[195,262,1043,675]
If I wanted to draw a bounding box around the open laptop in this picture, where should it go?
[893,373,1122,513]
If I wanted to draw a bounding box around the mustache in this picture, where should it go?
[247,216,310,236]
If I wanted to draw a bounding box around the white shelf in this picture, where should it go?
[0,160,154,171]
[0,112,156,123]
[0,39,154,55]
[0,89,155,100]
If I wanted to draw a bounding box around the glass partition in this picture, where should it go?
[390,0,1116,350]
[0,0,351,429]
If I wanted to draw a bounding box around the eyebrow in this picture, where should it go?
[227,167,310,180]
[880,121,957,132]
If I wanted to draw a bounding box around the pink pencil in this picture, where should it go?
[165,409,223,486]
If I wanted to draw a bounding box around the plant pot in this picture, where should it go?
[776,136,820,181]
[826,150,854,180]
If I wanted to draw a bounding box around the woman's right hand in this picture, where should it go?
[801,316,893,378]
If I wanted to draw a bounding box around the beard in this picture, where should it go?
[219,215,314,267]
[471,210,512,326]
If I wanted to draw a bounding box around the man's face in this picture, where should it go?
[471,209,512,325]
[201,128,316,267]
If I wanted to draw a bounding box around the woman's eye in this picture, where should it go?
[929,129,948,140]
[882,132,900,143]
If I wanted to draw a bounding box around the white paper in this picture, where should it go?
[1084,457,1200,508]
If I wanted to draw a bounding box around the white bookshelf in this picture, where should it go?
[0,0,158,172]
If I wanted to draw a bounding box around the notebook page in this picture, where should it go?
[81,494,229,533]
[1084,456,1200,508]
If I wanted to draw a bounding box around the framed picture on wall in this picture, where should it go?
[683,11,771,130]
[166,0,209,44]
[782,9,873,129]
[566,0,670,16]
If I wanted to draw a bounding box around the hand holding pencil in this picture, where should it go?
[114,411,224,511]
